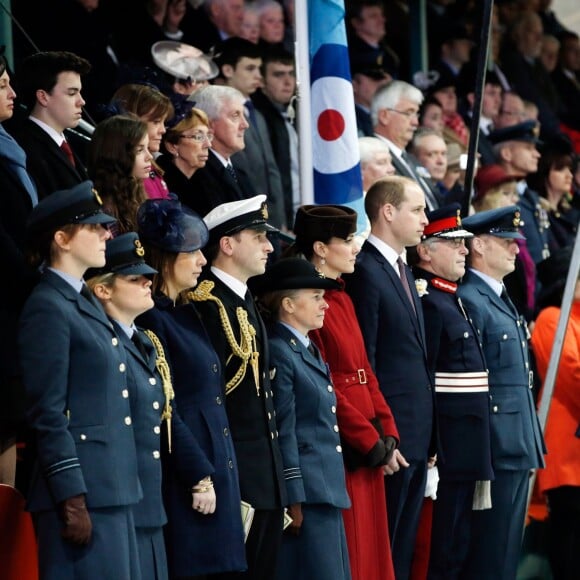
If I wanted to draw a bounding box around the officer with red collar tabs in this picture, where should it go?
[408,202,494,580]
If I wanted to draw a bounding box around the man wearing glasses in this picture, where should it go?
[371,80,442,210]
[408,203,494,579]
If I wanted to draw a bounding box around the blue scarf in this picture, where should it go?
[0,124,38,206]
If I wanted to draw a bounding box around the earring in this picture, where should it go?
[174,152,179,158]
[320,257,326,266]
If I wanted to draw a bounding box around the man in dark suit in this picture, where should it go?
[458,206,545,579]
[252,47,299,229]
[185,84,255,217]
[215,37,286,230]
[372,80,441,210]
[409,203,494,579]
[193,195,286,580]
[345,175,436,579]
[7,51,90,200]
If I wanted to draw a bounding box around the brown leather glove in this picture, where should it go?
[286,503,303,536]
[59,494,92,545]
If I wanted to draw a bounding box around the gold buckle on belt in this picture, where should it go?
[357,369,367,384]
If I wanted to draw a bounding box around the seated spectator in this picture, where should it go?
[156,106,213,206]
[87,114,152,235]
[500,10,562,138]
[494,90,528,130]
[540,34,561,73]
[240,2,261,44]
[347,0,400,81]
[418,94,445,133]
[551,31,580,134]
[527,134,579,252]
[110,83,174,200]
[256,0,286,51]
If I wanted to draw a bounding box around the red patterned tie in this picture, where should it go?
[61,139,76,167]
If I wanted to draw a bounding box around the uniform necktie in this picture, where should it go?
[500,286,515,312]
[131,331,148,359]
[61,139,76,167]
[307,340,319,360]
[397,256,417,315]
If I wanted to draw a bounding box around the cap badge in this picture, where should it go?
[513,211,521,228]
[456,209,462,226]
[92,188,103,206]
[260,202,269,220]
[134,239,145,257]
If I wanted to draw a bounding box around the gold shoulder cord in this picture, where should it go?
[188,280,260,396]
[143,329,175,453]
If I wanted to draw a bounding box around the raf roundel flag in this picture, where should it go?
[309,0,364,219]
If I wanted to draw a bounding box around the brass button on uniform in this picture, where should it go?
[216,396,222,405]
[119,363,126,372]
[124,416,132,425]
[80,434,87,441]
[112,337,119,346]
[153,401,160,410]
[336,445,342,453]
[154,426,161,434]
[122,389,129,398]
[149,377,156,386]
[153,451,160,459]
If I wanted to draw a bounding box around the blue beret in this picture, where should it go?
[462,205,526,239]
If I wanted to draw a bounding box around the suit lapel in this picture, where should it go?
[275,324,329,378]
[467,271,519,320]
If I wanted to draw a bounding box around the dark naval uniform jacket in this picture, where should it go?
[10,119,89,201]
[19,270,141,511]
[192,272,286,510]
[137,297,246,576]
[414,268,494,482]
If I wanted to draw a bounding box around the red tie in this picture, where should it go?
[61,139,76,167]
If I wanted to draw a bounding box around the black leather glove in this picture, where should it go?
[59,494,92,545]
[365,439,388,468]
[383,436,397,465]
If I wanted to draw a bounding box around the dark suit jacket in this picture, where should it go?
[251,90,294,227]
[184,150,254,218]
[9,119,89,200]
[344,241,435,461]
[551,67,580,131]
[231,107,286,229]
[193,272,286,509]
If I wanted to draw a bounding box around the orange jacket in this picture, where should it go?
[531,302,580,493]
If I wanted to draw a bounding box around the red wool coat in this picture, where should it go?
[310,283,398,580]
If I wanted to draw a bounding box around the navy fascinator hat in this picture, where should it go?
[137,195,209,253]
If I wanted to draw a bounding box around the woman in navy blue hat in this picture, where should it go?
[86,232,169,580]
[18,181,143,579]
[254,258,352,580]
[136,196,246,579]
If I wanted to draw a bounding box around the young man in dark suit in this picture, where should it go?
[8,51,91,200]
[345,175,436,580]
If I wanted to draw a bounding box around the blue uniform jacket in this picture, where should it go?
[345,241,436,461]
[19,270,141,511]
[413,268,494,482]
[114,323,167,529]
[268,323,350,509]
[458,271,545,471]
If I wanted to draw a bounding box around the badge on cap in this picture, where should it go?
[134,239,145,257]
[513,211,521,228]
[261,202,269,221]
[92,188,103,206]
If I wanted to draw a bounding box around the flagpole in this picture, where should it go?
[294,0,314,205]
[461,0,494,217]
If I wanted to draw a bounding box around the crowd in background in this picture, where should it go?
[2,0,580,579]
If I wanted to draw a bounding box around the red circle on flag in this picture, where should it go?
[317,109,345,141]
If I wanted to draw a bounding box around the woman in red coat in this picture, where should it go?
[531,246,580,580]
[285,204,399,580]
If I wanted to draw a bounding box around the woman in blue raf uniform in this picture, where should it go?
[254,258,351,580]
[18,181,143,579]
[86,232,169,580]
[136,197,246,579]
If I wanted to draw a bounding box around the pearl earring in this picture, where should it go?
[320,257,326,266]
